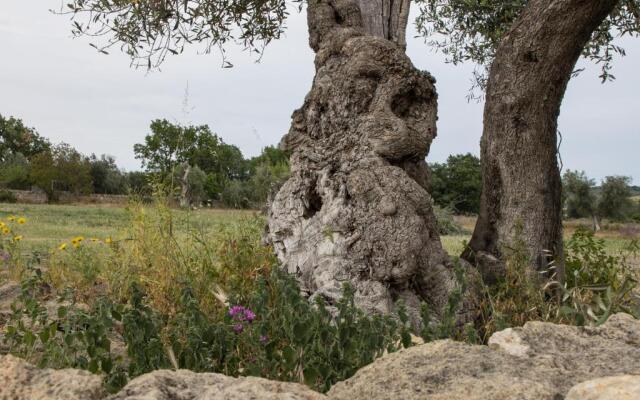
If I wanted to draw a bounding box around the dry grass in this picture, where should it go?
[442,216,639,268]
[1,202,637,269]
[0,202,255,255]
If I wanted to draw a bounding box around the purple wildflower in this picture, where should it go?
[229,305,246,318]
[244,309,256,323]
[259,335,268,344]
[228,305,257,324]
[233,323,244,334]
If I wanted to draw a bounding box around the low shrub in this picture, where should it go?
[46,198,273,316]
[4,266,408,393]
[477,227,640,340]
[433,205,464,235]
[0,190,17,203]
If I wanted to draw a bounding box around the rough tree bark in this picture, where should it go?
[463,0,618,283]
[356,0,411,48]
[266,0,475,325]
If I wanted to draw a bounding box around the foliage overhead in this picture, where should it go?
[61,0,640,89]
[60,0,295,68]
[414,0,640,93]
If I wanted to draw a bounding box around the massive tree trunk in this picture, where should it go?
[463,0,618,282]
[266,0,475,325]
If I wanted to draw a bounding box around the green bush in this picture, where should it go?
[560,228,639,325]
[433,205,464,235]
[0,190,17,203]
[477,227,640,339]
[4,266,408,393]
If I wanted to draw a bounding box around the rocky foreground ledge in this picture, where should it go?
[1,313,639,400]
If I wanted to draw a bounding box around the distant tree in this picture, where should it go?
[0,114,50,161]
[30,143,92,201]
[0,151,31,190]
[29,151,57,200]
[89,154,127,194]
[134,119,199,177]
[562,170,599,230]
[134,119,248,199]
[220,180,251,209]
[126,171,152,196]
[598,176,635,221]
[175,163,207,207]
[247,146,289,173]
[429,153,481,214]
[563,170,596,218]
[246,162,290,207]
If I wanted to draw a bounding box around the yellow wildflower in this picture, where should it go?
[105,237,113,244]
[0,222,5,228]
[13,235,23,242]
[17,217,26,225]
[7,216,16,222]
[58,243,68,251]
[73,243,81,248]
[2,227,10,235]
[90,238,98,242]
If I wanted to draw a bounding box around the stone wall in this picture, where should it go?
[4,189,129,205]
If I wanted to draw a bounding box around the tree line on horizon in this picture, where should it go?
[1,112,639,220]
[0,114,288,207]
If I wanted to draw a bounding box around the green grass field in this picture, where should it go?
[0,203,256,256]
[0,203,637,262]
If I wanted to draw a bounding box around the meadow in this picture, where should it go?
[1,200,638,393]
[0,202,637,265]
[0,203,256,256]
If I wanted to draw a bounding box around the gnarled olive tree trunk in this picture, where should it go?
[464,0,618,282]
[266,0,474,325]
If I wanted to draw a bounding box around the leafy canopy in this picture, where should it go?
[61,0,294,68]
[415,0,640,93]
[62,0,640,87]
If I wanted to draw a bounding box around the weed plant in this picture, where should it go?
[1,203,639,394]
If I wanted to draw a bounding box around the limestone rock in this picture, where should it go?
[328,340,559,400]
[108,369,326,400]
[487,313,640,385]
[0,354,105,400]
[566,375,640,400]
[488,327,530,357]
[329,313,640,400]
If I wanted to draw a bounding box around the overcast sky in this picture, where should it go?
[1,1,638,183]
